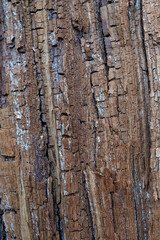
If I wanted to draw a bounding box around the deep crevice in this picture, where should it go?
[94,0,109,91]
[0,201,7,240]
[90,74,99,119]
[132,149,141,240]
[111,192,116,234]
[93,122,97,169]
[82,173,96,240]
[128,2,151,239]
[139,0,151,191]
[52,181,64,240]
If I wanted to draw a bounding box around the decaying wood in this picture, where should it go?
[0,0,160,239]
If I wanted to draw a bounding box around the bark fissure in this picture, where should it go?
[139,0,151,192]
[83,174,96,240]
[126,2,151,239]
[90,74,99,119]
[94,0,109,90]
[93,123,98,169]
[0,203,6,240]
[111,192,116,234]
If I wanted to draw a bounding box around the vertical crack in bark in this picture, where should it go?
[93,122,97,169]
[133,158,150,240]
[127,1,151,239]
[29,1,64,237]
[57,206,64,240]
[57,204,64,240]
[94,0,109,90]
[52,181,64,240]
[83,173,96,240]
[139,0,151,191]
[90,74,99,119]
[139,2,151,238]
[0,201,6,240]
[111,192,116,234]
[90,73,98,168]
[140,0,150,92]
[132,149,141,240]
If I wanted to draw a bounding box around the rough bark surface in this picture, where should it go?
[0,0,160,239]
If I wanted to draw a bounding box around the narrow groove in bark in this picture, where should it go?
[140,0,151,191]
[52,180,64,240]
[90,74,99,119]
[132,152,141,240]
[0,205,6,240]
[111,192,116,234]
[93,122,97,168]
[83,174,96,240]
[127,2,150,239]
[57,205,64,240]
[94,0,109,90]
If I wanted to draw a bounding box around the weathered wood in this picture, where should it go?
[0,0,160,239]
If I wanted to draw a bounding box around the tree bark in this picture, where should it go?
[0,0,159,239]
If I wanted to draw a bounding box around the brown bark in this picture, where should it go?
[0,0,160,239]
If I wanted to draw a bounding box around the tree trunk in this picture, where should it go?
[0,0,159,239]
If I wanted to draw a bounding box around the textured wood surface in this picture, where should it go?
[0,0,160,239]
